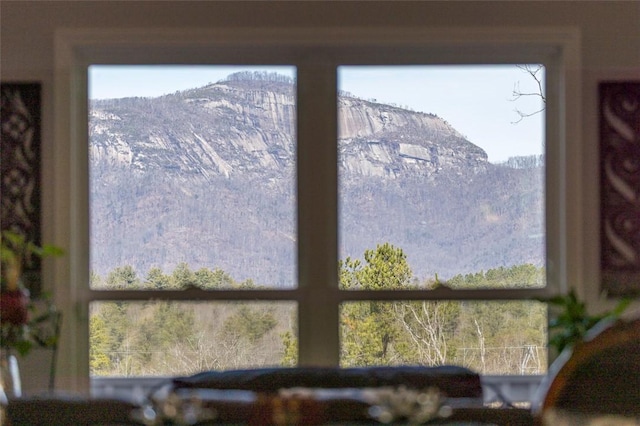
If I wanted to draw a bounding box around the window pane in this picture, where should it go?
[90,301,297,377]
[338,65,545,289]
[89,66,297,289]
[340,301,547,375]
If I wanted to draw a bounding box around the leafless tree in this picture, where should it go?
[511,64,546,124]
[395,301,451,365]
[474,319,487,373]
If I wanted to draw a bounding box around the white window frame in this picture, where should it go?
[53,27,582,393]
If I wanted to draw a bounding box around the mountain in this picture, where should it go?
[89,71,544,287]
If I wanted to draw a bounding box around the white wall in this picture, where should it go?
[2,0,639,392]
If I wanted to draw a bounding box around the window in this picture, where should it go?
[54,28,581,393]
[337,65,547,372]
[88,65,300,375]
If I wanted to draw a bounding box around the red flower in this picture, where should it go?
[0,288,30,325]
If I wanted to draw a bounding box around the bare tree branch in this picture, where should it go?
[510,64,546,124]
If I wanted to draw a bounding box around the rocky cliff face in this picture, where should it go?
[89,73,543,286]
[91,78,297,184]
[91,76,487,182]
[338,96,488,180]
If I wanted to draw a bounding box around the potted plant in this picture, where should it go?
[1,230,63,396]
[544,289,632,355]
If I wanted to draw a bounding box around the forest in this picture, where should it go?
[90,243,547,377]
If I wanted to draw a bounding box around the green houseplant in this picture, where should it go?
[543,289,632,355]
[1,230,63,397]
[1,230,64,356]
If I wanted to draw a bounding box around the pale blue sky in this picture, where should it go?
[89,64,544,163]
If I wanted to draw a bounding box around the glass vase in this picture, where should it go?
[0,349,22,398]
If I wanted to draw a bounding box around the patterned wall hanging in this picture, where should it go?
[600,81,640,296]
[1,82,43,296]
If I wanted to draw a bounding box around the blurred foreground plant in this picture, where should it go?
[1,230,63,356]
[542,289,632,354]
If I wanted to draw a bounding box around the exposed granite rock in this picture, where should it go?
[88,74,543,286]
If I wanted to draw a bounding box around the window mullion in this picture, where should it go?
[297,59,340,366]
[87,289,301,301]
[338,288,552,301]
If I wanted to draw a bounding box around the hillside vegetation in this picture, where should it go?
[91,245,546,377]
[89,72,544,285]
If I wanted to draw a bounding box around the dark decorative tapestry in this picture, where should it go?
[1,83,43,296]
[600,82,640,296]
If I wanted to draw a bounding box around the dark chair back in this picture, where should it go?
[534,317,640,417]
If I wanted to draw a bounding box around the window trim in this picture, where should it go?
[54,27,582,392]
